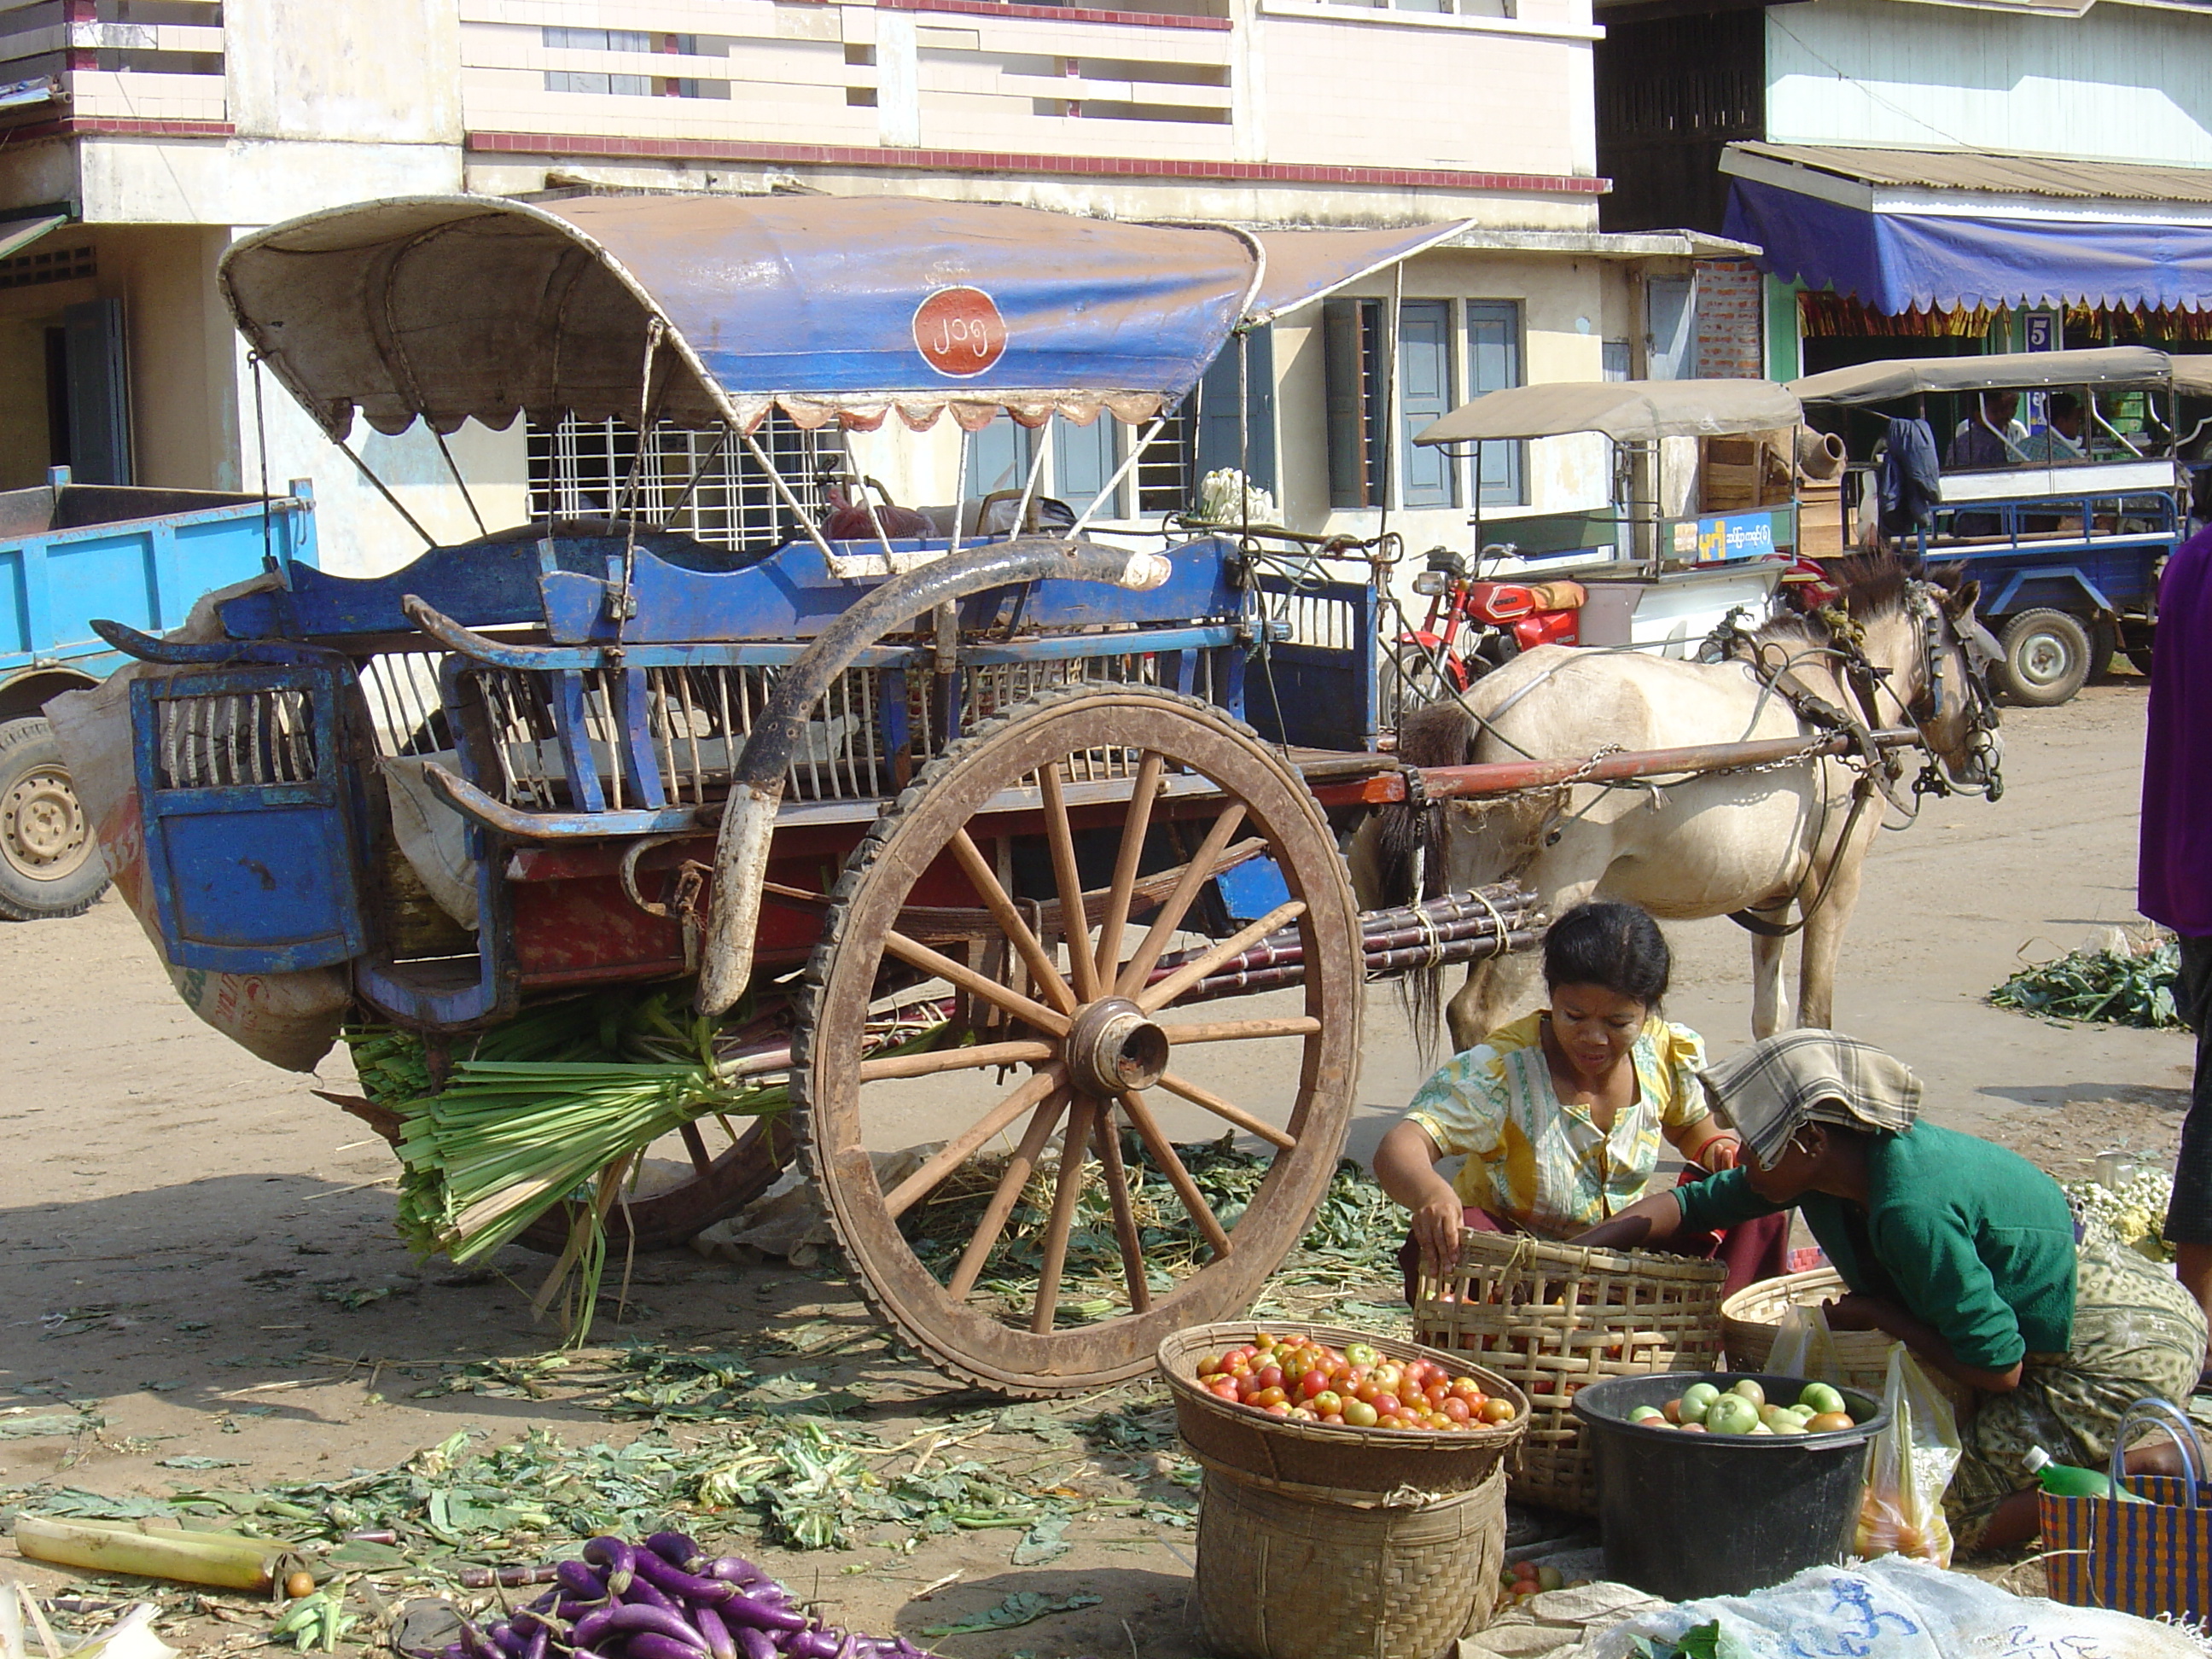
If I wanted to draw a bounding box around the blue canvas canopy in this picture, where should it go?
[221,194,1467,439]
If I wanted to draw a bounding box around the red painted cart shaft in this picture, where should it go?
[1315,726,1923,806]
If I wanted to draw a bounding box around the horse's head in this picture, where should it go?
[1900,576,2005,799]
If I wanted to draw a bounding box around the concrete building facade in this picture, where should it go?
[1,0,1735,576]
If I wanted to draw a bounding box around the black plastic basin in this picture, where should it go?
[1571,1371,1889,1600]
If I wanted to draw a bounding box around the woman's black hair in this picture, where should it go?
[1542,900,1670,1009]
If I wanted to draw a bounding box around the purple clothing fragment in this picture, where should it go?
[2141,522,2212,936]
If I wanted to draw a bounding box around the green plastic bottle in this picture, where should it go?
[2023,1445,2149,1501]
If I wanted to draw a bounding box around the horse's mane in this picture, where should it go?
[1752,551,1920,648]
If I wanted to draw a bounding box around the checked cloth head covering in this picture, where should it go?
[1699,1028,1921,1167]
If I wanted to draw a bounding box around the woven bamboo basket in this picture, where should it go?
[1720,1267,1974,1413]
[1410,1231,1726,1515]
[1196,1464,1506,1659]
[1157,1321,1529,1498]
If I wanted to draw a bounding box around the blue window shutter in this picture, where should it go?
[1194,326,1277,495]
[1467,300,1522,507]
[64,298,131,486]
[1051,414,1118,517]
[965,418,1033,497]
[1398,300,1456,509]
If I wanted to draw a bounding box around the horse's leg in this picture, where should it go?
[1749,928,1790,1038]
[1796,800,1878,1031]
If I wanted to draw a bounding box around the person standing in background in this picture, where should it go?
[2145,521,2212,1375]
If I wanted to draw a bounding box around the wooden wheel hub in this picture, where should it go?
[1065,998,1169,1097]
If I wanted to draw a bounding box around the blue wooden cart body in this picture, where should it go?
[113,521,1379,1031]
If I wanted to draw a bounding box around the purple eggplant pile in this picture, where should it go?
[446,1532,934,1659]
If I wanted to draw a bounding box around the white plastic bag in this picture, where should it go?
[1766,1301,1847,1387]
[1853,1345,1961,1569]
[1592,1555,2208,1659]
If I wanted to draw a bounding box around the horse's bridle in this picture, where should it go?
[1901,581,2005,803]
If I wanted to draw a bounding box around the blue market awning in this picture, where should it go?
[220,195,1468,439]
[1720,144,2212,315]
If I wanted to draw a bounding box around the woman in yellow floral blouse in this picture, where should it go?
[1375,900,1790,1298]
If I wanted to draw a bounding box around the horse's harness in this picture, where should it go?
[1708,584,2004,938]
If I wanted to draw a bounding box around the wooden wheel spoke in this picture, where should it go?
[1114,801,1249,998]
[678,1121,714,1178]
[946,1090,1068,1301]
[1155,1070,1295,1150]
[883,1063,1068,1219]
[1137,899,1307,1013]
[881,928,1069,1036]
[1031,1097,1099,1334]
[1164,1016,1323,1045]
[858,1039,1056,1083]
[1093,751,1164,988]
[1118,1088,1231,1259]
[1037,764,1100,1004]
[948,829,1077,1017]
[1092,1108,1151,1313]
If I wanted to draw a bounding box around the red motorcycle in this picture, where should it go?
[1395,544,1585,696]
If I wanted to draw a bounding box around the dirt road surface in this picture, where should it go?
[0,680,2192,1656]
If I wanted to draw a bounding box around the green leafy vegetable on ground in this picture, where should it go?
[1991,933,2181,1028]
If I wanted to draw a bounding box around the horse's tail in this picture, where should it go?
[1378,701,1476,1056]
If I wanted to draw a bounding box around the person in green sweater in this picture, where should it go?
[1574,1028,2207,1551]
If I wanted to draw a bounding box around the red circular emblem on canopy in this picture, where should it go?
[913,286,1007,379]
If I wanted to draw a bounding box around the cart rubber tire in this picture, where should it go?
[1996,609,2094,707]
[2128,628,2157,678]
[2087,618,2122,685]
[797,682,1363,1396]
[0,716,108,921]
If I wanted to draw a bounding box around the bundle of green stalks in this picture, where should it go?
[345,988,799,1339]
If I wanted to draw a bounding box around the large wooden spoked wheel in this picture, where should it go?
[796,684,1363,1395]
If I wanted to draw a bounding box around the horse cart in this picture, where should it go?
[64,195,1976,1399]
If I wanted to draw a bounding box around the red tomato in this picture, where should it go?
[1255,1365,1284,1392]
[1197,1354,1224,1378]
[1449,1377,1482,1402]
[1441,1396,1472,1423]
[1311,1390,1342,1416]
[1371,1393,1402,1416]
[1342,1400,1378,1428]
[1479,1398,1517,1424]
[1254,1332,1278,1352]
[1299,1371,1330,1400]
[1371,1365,1402,1394]
[1353,1380,1385,1406]
[1319,1412,1344,1425]
[1263,1402,1291,1417]
[1425,1382,1450,1407]
[1207,1378,1240,1402]
[1251,1386,1288,1409]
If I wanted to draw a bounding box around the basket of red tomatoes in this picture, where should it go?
[1157,1322,1529,1497]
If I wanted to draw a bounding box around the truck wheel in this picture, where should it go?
[2087,619,2122,684]
[0,717,109,921]
[1995,609,2093,707]
[2126,623,2157,678]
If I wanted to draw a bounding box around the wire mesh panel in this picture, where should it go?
[527,414,842,550]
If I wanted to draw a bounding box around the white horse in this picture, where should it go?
[1353,559,2004,1052]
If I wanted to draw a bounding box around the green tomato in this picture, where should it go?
[1681,1382,1721,1412]
[1629,1405,1665,1424]
[1797,1382,1846,1417]
[1730,1379,1766,1408]
[1704,1395,1760,1435]
[1767,1416,1808,1435]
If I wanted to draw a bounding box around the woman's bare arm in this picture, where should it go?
[1374,1120,1465,1277]
[1570,1190,1689,1253]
